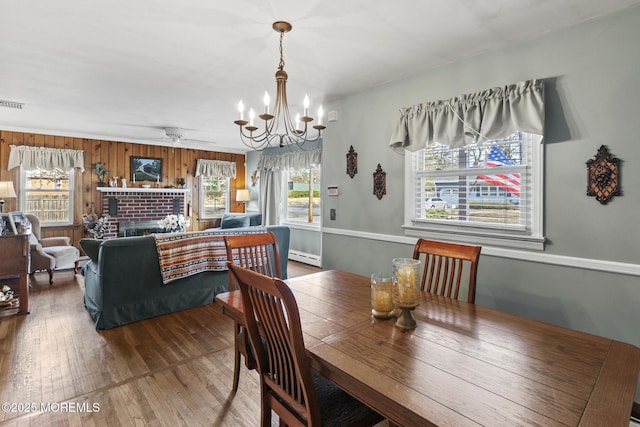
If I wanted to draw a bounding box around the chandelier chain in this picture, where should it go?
[278,30,285,71]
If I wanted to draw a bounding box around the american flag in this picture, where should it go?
[477,146,521,197]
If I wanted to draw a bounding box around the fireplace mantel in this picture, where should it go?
[97,187,190,194]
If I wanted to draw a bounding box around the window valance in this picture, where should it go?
[8,145,85,171]
[257,148,322,172]
[389,79,545,154]
[195,159,236,178]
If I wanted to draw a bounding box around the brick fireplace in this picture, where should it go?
[97,188,190,238]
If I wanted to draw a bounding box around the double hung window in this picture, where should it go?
[21,168,74,225]
[405,132,544,250]
[200,175,229,219]
[391,79,545,250]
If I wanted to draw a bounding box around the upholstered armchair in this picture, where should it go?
[26,214,80,284]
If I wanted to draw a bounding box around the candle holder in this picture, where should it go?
[371,273,394,319]
[392,258,422,330]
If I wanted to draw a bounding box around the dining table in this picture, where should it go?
[215,269,640,426]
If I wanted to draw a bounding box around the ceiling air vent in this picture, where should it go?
[0,100,25,109]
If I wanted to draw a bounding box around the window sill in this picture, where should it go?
[41,222,74,228]
[402,223,545,251]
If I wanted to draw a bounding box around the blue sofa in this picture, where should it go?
[80,225,289,329]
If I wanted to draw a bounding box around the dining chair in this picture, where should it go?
[227,263,383,427]
[223,232,282,393]
[412,238,481,303]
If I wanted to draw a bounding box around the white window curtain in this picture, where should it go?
[389,79,545,153]
[195,159,236,178]
[8,145,85,171]
[257,148,322,225]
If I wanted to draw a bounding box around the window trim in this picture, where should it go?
[403,134,545,251]
[20,167,75,226]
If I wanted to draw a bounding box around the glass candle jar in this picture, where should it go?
[371,273,395,318]
[392,258,421,308]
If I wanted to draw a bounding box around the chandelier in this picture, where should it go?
[234,21,325,150]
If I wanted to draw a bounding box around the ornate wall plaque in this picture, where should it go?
[373,163,386,200]
[250,170,259,187]
[586,145,621,205]
[346,145,358,178]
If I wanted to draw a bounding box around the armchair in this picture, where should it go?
[26,214,80,284]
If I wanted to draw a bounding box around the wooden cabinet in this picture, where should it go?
[0,234,30,315]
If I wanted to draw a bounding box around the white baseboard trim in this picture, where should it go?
[289,250,322,267]
[321,227,640,277]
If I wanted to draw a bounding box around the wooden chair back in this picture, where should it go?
[227,263,320,427]
[223,232,282,284]
[412,238,481,303]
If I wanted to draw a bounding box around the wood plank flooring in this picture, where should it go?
[0,262,327,426]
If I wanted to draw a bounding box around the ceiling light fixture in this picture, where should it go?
[234,21,325,151]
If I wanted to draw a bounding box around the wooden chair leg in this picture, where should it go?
[47,269,54,285]
[74,260,79,274]
[232,321,242,393]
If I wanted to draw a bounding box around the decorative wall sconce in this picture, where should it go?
[250,170,259,187]
[346,145,357,178]
[586,145,621,205]
[373,163,386,200]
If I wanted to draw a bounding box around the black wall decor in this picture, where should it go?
[347,145,358,178]
[373,163,386,200]
[586,145,621,205]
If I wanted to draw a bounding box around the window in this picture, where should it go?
[283,166,321,225]
[200,175,229,219]
[21,168,74,225]
[404,131,544,250]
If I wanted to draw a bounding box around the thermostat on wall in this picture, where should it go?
[327,185,339,196]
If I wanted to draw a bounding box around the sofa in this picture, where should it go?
[80,225,289,329]
[216,212,262,229]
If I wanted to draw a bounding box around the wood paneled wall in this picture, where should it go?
[0,130,246,247]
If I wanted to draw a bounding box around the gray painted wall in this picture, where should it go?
[321,6,640,399]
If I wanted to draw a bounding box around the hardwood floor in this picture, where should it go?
[0,262,323,426]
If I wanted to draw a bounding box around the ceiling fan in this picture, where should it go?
[156,127,217,147]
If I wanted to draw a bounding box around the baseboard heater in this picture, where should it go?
[288,250,321,267]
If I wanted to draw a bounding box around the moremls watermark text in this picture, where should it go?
[2,402,100,413]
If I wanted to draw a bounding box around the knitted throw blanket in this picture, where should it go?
[152,227,267,284]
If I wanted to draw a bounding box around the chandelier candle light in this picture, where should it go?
[234,21,325,150]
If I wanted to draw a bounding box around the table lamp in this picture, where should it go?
[236,189,250,212]
[0,181,17,213]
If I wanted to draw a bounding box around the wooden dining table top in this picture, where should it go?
[215,269,640,426]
